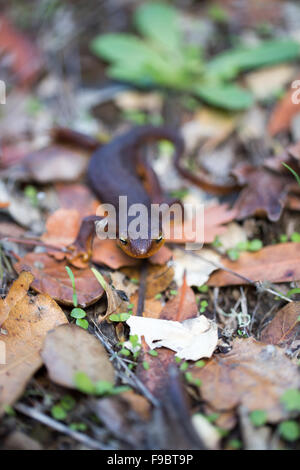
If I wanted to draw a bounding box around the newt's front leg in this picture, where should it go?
[67,215,104,264]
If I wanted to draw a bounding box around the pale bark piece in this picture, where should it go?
[42,324,115,388]
[193,338,300,422]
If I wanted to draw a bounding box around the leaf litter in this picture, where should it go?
[1,0,300,452]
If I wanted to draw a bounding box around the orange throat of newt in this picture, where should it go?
[117,235,165,259]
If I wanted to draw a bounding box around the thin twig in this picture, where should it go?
[190,251,293,303]
[93,322,159,407]
[137,259,148,316]
[14,403,112,450]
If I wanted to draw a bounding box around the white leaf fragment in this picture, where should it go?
[125,315,218,361]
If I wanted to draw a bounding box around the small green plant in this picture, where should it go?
[91,2,299,111]
[278,420,300,442]
[65,267,89,329]
[249,409,267,427]
[199,300,208,313]
[227,239,263,260]
[74,371,130,396]
[280,389,300,412]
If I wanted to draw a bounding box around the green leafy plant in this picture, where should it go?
[91,2,300,110]
[278,420,300,442]
[249,409,267,427]
[227,239,263,260]
[74,371,130,396]
[65,267,89,329]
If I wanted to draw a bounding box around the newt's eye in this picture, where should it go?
[155,234,164,244]
[119,237,128,245]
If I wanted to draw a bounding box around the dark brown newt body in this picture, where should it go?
[71,126,184,260]
[89,126,184,257]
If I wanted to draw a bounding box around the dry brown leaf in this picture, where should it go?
[121,263,174,299]
[94,272,129,323]
[41,324,115,388]
[14,253,104,307]
[55,183,99,218]
[22,145,88,183]
[42,208,81,247]
[120,389,151,420]
[192,337,300,422]
[0,271,34,326]
[208,242,300,286]
[233,166,291,222]
[0,277,67,414]
[168,204,237,244]
[130,293,163,319]
[268,77,300,136]
[260,301,300,347]
[0,15,43,87]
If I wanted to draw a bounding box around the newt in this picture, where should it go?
[69,126,184,261]
[69,125,235,262]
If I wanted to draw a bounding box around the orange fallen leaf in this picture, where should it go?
[0,15,43,87]
[42,324,115,389]
[268,77,300,136]
[208,242,300,286]
[14,253,104,307]
[168,204,237,244]
[260,301,300,347]
[42,208,81,248]
[0,271,34,326]
[121,263,174,299]
[192,337,300,422]
[0,272,67,414]
[55,183,99,218]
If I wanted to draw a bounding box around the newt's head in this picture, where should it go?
[117,232,165,258]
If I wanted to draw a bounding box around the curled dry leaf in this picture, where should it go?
[208,242,300,286]
[233,166,291,222]
[125,315,218,361]
[260,301,300,348]
[41,324,115,389]
[14,253,104,307]
[93,271,129,323]
[0,273,67,414]
[192,337,300,422]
